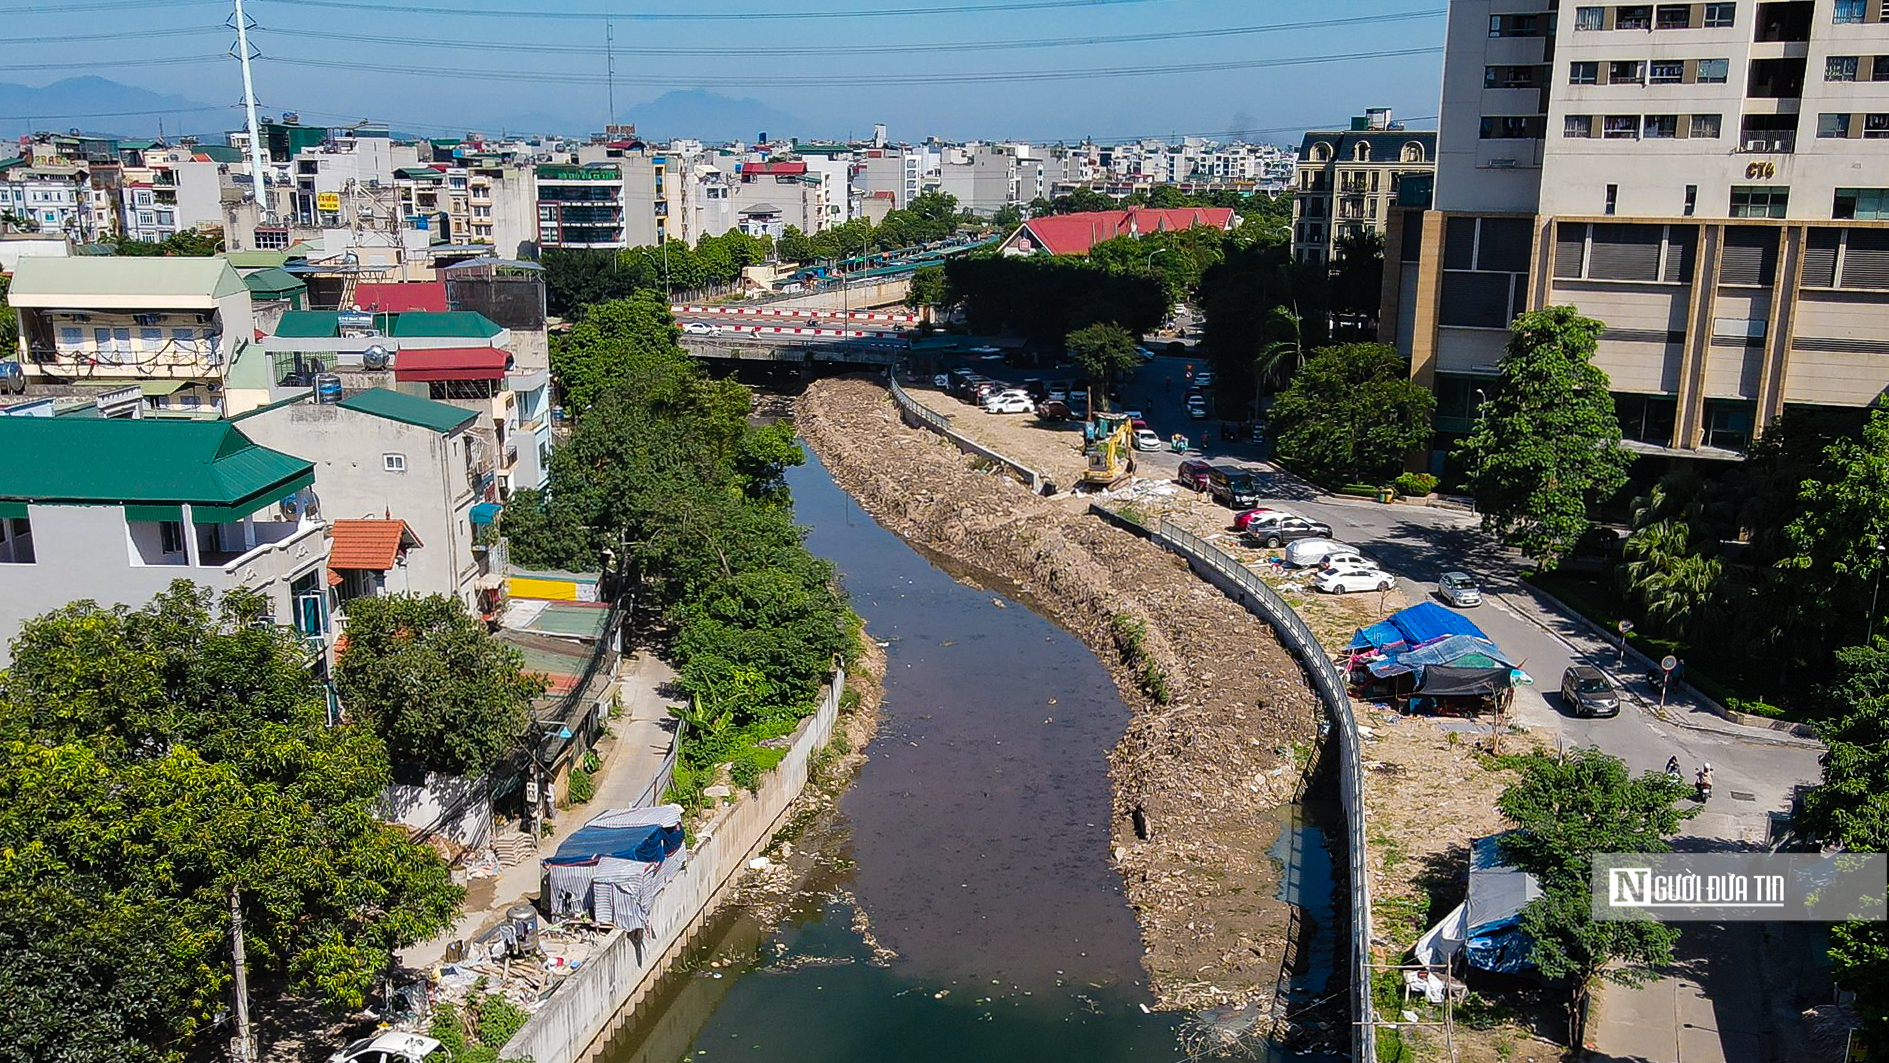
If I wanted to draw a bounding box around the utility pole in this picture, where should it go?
[604,0,617,129]
[229,885,255,1063]
[230,0,273,222]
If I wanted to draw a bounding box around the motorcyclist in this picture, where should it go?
[1665,755,1681,778]
[1695,762,1714,799]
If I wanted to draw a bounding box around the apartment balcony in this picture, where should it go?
[213,520,326,577]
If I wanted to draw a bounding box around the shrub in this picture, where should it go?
[566,766,596,804]
[581,749,602,773]
[1339,482,1381,496]
[1393,471,1439,497]
[1728,697,1785,718]
[729,759,761,793]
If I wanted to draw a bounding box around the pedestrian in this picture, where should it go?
[1201,430,1212,450]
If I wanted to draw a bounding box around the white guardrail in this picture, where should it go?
[1089,506,1377,1063]
[886,372,1052,495]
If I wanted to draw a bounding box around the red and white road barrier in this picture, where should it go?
[672,304,918,325]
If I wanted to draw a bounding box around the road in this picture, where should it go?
[1110,352,1826,1062]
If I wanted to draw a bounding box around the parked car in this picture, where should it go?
[1316,564,1394,595]
[1438,571,1483,608]
[1194,369,1214,387]
[1135,345,1158,362]
[1177,458,1217,490]
[681,320,722,335]
[1133,428,1164,450]
[1234,505,1286,530]
[986,388,1031,404]
[1036,399,1072,421]
[1560,665,1620,718]
[329,1034,449,1063]
[1244,516,1333,548]
[985,394,1034,414]
[1123,409,1144,420]
[1319,550,1380,572]
[1207,466,1264,508]
[0,361,23,396]
[1283,538,1359,568]
[1047,388,1069,403]
[1186,395,1208,419]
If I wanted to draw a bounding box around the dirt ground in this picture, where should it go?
[798,376,1322,1012]
[901,376,1096,486]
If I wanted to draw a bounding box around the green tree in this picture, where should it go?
[1620,519,1722,642]
[549,291,681,419]
[1456,306,1632,569]
[990,203,1024,231]
[1497,748,1695,1046]
[1065,322,1139,397]
[0,274,14,356]
[1251,305,1307,395]
[0,583,460,1060]
[1785,407,1889,647]
[905,264,951,311]
[1269,342,1435,484]
[334,595,546,777]
[776,225,817,264]
[1329,228,1385,323]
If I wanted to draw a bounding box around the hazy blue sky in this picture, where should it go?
[8,0,1446,144]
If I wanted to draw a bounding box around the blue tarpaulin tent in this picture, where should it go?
[1350,601,1491,653]
[1413,833,1540,973]
[543,806,687,929]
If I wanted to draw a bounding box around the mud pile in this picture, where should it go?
[797,377,1322,1011]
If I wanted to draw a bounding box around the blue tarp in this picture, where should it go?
[1366,633,1514,678]
[1350,601,1491,652]
[546,818,684,866]
[1464,834,1540,973]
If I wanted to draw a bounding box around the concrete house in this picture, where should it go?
[0,416,328,665]
[232,388,500,618]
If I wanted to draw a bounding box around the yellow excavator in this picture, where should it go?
[1081,411,1136,490]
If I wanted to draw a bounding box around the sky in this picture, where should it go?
[5,0,1448,145]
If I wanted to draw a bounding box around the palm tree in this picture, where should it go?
[1622,519,1722,640]
[1251,305,1307,395]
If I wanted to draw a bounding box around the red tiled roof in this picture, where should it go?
[744,161,807,176]
[354,280,448,313]
[1012,207,1237,256]
[328,519,419,572]
[392,347,509,382]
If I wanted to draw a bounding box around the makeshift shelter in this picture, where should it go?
[542,806,687,930]
[1366,633,1517,695]
[1413,833,1540,973]
[1351,601,1492,653]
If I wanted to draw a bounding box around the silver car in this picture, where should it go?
[1438,571,1482,607]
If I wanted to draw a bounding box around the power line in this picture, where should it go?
[0,26,224,44]
[254,0,1169,20]
[1,55,229,71]
[11,0,221,11]
[269,45,1444,88]
[0,104,234,121]
[257,10,1445,58]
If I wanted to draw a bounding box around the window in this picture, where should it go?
[1828,56,1861,81]
[1610,60,1647,83]
[57,326,81,349]
[1606,184,1620,215]
[1685,184,1698,215]
[1874,56,1889,81]
[1703,2,1735,27]
[1566,114,1596,137]
[1730,186,1789,218]
[1617,5,1653,29]
[1696,58,1730,83]
[1570,60,1600,83]
[1869,113,1889,138]
[1690,113,1723,137]
[1819,112,1853,137]
[1604,115,1641,138]
[1479,115,1545,138]
[1644,114,1679,137]
[140,327,162,349]
[159,521,186,555]
[1649,60,1684,84]
[1835,0,1865,22]
[1575,5,1605,29]
[1657,3,1691,27]
[382,453,407,473]
[1834,187,1889,219]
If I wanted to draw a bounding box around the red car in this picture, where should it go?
[1234,506,1284,530]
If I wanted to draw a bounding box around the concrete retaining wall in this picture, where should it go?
[767,278,911,311]
[500,669,845,1063]
[885,374,1052,495]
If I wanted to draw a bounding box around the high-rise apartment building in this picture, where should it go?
[1389,0,1889,468]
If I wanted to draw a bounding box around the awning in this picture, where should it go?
[139,380,188,397]
[328,518,420,571]
[469,501,502,525]
[392,347,510,382]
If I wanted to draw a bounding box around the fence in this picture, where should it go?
[500,667,846,1063]
[885,372,1052,494]
[1088,505,1377,1063]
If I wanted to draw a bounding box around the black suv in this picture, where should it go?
[1206,467,1262,508]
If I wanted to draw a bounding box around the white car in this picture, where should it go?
[1438,571,1483,607]
[986,388,1030,404]
[330,1033,448,1063]
[1133,428,1164,450]
[1135,346,1158,362]
[1194,370,1214,387]
[681,320,722,336]
[1283,538,1356,568]
[1316,565,1394,595]
[985,394,1034,414]
[1320,550,1380,572]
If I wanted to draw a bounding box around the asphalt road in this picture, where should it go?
[1112,353,1823,839]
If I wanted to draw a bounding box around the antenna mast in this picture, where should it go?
[231,0,273,221]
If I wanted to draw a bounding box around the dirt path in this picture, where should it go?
[797,376,1321,1011]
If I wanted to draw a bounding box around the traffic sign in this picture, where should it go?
[1661,655,1678,672]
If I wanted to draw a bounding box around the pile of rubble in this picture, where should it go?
[798,377,1321,1011]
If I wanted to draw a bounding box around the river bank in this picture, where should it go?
[796,376,1322,1011]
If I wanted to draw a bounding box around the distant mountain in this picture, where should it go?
[621,90,799,143]
[0,77,224,141]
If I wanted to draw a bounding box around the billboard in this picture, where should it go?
[315,191,340,213]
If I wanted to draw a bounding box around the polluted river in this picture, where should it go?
[594,448,1342,1063]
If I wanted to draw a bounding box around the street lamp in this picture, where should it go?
[1146,248,1167,270]
[1869,545,1887,645]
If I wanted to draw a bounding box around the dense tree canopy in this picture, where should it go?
[1065,322,1140,396]
[550,290,683,419]
[944,255,1167,346]
[1269,343,1434,484]
[335,595,546,777]
[107,229,224,257]
[541,230,769,316]
[0,583,460,1061]
[1456,306,1633,569]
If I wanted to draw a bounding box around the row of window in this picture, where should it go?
[1825,56,1889,81]
[1565,113,1722,138]
[1571,4,1736,32]
[1569,58,1729,85]
[57,326,210,355]
[1817,112,1889,137]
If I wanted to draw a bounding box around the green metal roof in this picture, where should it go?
[389,311,500,338]
[225,249,292,269]
[336,388,478,434]
[272,310,341,337]
[0,418,313,510]
[241,266,306,297]
[6,256,248,302]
